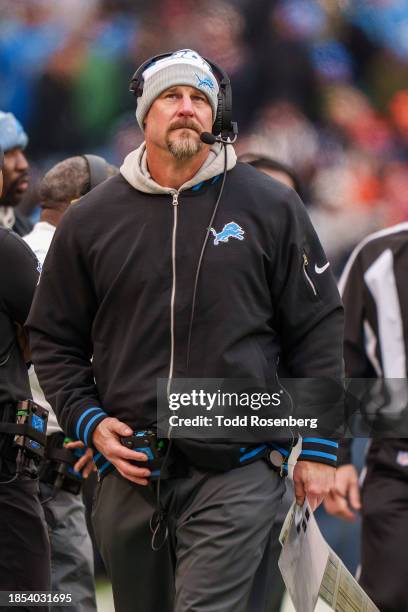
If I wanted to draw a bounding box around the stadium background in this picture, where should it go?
[1,0,407,609]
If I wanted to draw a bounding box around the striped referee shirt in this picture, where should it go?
[338,222,408,463]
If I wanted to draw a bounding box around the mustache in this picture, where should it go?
[168,120,201,134]
[10,171,29,190]
[14,170,29,183]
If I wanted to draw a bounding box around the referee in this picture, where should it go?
[325,223,408,612]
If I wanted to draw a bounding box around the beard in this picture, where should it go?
[0,173,28,207]
[166,122,204,161]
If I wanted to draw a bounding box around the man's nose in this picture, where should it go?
[16,150,28,171]
[177,94,194,116]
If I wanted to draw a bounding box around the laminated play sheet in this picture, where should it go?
[278,500,379,612]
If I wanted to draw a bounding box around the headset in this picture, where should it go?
[129,51,237,138]
[82,154,111,192]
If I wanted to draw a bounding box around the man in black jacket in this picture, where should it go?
[28,50,344,612]
[0,111,32,237]
[0,146,51,610]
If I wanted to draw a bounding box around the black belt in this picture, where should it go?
[173,439,288,476]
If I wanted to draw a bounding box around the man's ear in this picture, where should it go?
[143,106,152,131]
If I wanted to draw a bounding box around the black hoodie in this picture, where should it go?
[28,159,343,473]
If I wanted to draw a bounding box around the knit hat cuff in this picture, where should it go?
[0,112,28,152]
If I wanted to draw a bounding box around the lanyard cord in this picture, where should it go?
[185,143,228,370]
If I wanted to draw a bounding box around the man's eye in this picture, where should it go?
[165,93,178,99]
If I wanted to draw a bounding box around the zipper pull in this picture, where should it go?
[172,193,179,206]
[302,251,317,296]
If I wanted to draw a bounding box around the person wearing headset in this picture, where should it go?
[0,145,51,610]
[28,50,343,612]
[23,155,117,612]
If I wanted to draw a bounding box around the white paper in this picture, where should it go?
[278,500,380,612]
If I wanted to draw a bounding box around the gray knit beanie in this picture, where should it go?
[135,49,219,131]
[0,111,28,152]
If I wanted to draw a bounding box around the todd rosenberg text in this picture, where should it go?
[168,414,319,428]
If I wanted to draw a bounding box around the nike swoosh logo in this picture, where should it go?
[314,262,330,274]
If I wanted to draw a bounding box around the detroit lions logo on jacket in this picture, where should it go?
[210,222,245,245]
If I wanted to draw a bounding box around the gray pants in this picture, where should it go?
[92,460,285,612]
[40,484,97,612]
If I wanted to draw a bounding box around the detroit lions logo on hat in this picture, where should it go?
[195,73,215,90]
[210,222,245,246]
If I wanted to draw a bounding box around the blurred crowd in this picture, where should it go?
[1,0,408,273]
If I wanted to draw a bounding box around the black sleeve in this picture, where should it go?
[270,189,344,367]
[0,229,39,324]
[27,209,107,446]
[269,189,344,466]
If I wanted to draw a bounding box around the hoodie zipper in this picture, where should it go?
[151,192,179,551]
[167,192,179,401]
[302,252,318,297]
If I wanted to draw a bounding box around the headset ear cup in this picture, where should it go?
[220,79,232,133]
[130,77,143,98]
[83,155,109,191]
[212,76,233,135]
[212,92,224,136]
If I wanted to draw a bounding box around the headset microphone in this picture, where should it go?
[199,132,217,145]
[200,122,238,146]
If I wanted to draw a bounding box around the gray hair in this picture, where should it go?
[39,156,118,208]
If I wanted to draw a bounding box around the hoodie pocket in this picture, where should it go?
[302,251,319,300]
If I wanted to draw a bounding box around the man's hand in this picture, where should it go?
[64,440,96,479]
[324,464,361,522]
[92,417,151,485]
[293,460,336,511]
